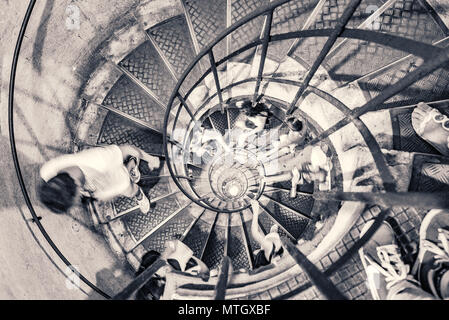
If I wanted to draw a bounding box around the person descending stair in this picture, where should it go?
[234,99,273,148]
[135,240,210,300]
[263,142,332,197]
[261,114,308,161]
[38,144,160,214]
[250,200,284,269]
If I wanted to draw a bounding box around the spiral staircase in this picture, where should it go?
[9,0,449,299]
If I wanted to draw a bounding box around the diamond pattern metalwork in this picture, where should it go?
[141,212,195,253]
[98,112,164,156]
[228,226,251,270]
[102,75,165,132]
[183,218,215,258]
[202,224,226,270]
[184,0,227,60]
[325,0,446,83]
[122,196,180,241]
[148,15,202,90]
[119,41,176,105]
[266,198,310,239]
[230,0,269,59]
[209,110,228,135]
[268,0,318,61]
[391,109,439,153]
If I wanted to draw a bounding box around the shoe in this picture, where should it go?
[412,209,449,299]
[136,189,150,214]
[358,219,410,300]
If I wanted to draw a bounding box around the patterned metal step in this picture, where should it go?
[147,15,203,91]
[102,75,166,132]
[122,194,182,242]
[390,107,440,154]
[228,225,252,270]
[229,0,270,62]
[183,0,227,61]
[119,41,176,105]
[324,0,446,84]
[202,223,227,270]
[409,153,449,193]
[140,210,196,253]
[267,0,319,62]
[97,112,164,156]
[264,196,311,239]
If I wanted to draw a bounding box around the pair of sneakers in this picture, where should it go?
[359,209,449,299]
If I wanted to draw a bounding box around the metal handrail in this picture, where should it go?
[8,0,110,299]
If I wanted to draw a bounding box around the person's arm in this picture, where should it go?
[118,145,160,170]
[40,154,77,182]
[250,200,266,246]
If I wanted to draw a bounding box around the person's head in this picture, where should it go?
[285,116,304,132]
[125,156,140,183]
[38,173,78,213]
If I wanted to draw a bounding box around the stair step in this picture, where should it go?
[183,0,227,61]
[118,41,176,105]
[147,14,203,91]
[102,75,165,132]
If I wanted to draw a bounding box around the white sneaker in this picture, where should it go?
[136,190,150,214]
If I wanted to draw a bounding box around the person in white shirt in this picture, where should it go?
[38,144,160,214]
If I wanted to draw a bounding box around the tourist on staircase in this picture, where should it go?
[135,240,210,300]
[250,200,284,269]
[38,144,160,214]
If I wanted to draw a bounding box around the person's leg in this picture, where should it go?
[412,209,449,299]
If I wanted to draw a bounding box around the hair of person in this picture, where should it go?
[137,250,161,275]
[285,116,304,132]
[38,173,77,214]
[136,250,164,300]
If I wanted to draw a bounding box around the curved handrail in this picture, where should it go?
[8,0,110,299]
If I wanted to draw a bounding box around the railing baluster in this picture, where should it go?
[214,256,232,300]
[287,0,363,114]
[208,50,225,113]
[113,258,166,300]
[253,10,274,104]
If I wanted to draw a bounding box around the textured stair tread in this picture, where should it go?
[183,216,217,258]
[267,0,319,62]
[97,112,164,156]
[228,226,252,270]
[122,193,183,242]
[184,0,227,61]
[229,0,270,62]
[202,224,226,270]
[147,14,202,91]
[409,153,449,192]
[102,75,165,132]
[324,0,446,85]
[258,210,291,243]
[140,209,196,253]
[390,107,440,154]
[265,195,311,239]
[119,41,176,105]
[362,56,449,112]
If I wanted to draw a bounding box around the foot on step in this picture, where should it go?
[411,102,449,156]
